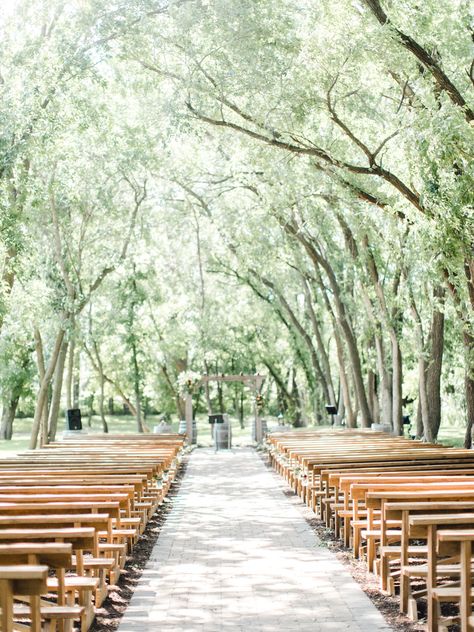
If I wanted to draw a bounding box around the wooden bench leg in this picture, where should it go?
[0,580,14,632]
[30,595,42,632]
[460,540,472,632]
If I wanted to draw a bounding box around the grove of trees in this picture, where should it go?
[0,0,472,445]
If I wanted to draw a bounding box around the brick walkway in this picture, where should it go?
[118,448,392,632]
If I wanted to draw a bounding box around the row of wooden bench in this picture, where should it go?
[0,433,185,632]
[267,429,474,632]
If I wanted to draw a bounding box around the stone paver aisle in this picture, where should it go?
[118,448,392,632]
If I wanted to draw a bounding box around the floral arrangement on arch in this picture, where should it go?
[177,370,202,395]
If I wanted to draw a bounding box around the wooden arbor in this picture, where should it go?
[184,374,265,443]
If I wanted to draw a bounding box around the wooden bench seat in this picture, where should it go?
[267,429,474,632]
[0,434,184,631]
[0,565,49,632]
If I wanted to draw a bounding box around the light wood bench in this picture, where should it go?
[437,529,474,632]
[0,543,94,632]
[0,565,48,632]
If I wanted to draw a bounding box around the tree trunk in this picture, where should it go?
[367,368,380,424]
[291,370,303,427]
[443,270,474,447]
[98,375,108,433]
[313,276,355,427]
[464,330,474,448]
[40,387,50,447]
[47,339,69,442]
[134,388,143,432]
[217,381,225,414]
[66,338,75,409]
[374,333,392,426]
[425,289,445,440]
[73,347,80,408]
[303,278,337,407]
[418,353,433,442]
[254,272,330,406]
[204,360,213,414]
[416,399,423,439]
[391,332,403,436]
[465,370,474,449]
[34,328,49,447]
[87,394,94,428]
[311,248,372,426]
[411,286,445,442]
[30,328,65,449]
[0,394,20,440]
[160,364,184,418]
[131,339,144,433]
[239,389,244,428]
[92,343,109,433]
[264,360,294,416]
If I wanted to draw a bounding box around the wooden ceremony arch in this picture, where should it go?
[184,374,266,443]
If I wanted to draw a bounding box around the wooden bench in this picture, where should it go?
[0,565,48,632]
[0,434,185,631]
[0,543,93,632]
[437,529,474,632]
[267,429,474,632]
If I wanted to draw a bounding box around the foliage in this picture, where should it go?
[0,0,472,444]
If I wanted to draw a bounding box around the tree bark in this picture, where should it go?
[410,286,445,442]
[391,331,403,436]
[425,289,445,439]
[92,342,109,433]
[285,224,372,427]
[66,337,75,410]
[131,337,144,433]
[310,272,356,427]
[290,369,303,427]
[98,375,108,433]
[0,394,20,440]
[73,347,80,408]
[464,330,474,448]
[30,328,65,449]
[302,278,337,408]
[47,339,69,442]
[203,360,213,414]
[374,332,392,426]
[367,367,380,424]
[257,274,331,406]
[264,359,298,420]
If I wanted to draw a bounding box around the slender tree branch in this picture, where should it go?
[363,0,474,122]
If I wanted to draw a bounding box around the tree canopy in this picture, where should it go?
[0,0,473,445]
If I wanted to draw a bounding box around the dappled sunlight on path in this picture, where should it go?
[118,448,392,632]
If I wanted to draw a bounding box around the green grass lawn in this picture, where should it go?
[0,413,264,454]
[0,415,468,454]
[437,427,466,447]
